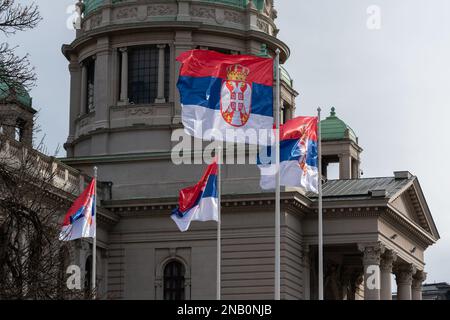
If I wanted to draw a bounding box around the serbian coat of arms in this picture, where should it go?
[220,64,252,127]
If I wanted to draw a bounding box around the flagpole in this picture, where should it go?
[317,108,323,300]
[274,48,281,300]
[92,166,97,299]
[217,146,222,301]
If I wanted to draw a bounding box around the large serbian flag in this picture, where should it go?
[258,117,319,193]
[59,179,96,241]
[176,50,274,145]
[171,161,218,232]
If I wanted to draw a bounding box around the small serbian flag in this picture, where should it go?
[258,116,319,193]
[177,50,274,145]
[59,179,96,241]
[171,161,218,232]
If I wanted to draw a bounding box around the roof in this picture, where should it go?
[321,107,358,143]
[83,0,262,15]
[308,176,413,201]
[307,173,440,241]
[0,81,33,109]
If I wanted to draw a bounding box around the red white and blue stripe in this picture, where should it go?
[176,50,274,145]
[258,117,319,193]
[59,179,96,241]
[171,161,218,232]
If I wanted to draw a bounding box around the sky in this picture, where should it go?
[4,0,450,284]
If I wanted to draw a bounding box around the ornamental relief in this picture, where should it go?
[147,4,177,16]
[90,14,102,28]
[115,7,138,20]
[190,6,215,20]
[224,10,245,24]
[127,107,154,116]
[257,18,270,34]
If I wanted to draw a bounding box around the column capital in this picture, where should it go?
[157,44,167,49]
[358,242,385,265]
[119,47,128,53]
[412,270,427,289]
[395,264,416,285]
[380,250,397,272]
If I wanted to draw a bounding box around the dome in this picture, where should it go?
[320,107,358,143]
[83,0,268,15]
[0,81,33,109]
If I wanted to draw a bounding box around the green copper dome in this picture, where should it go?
[0,81,32,109]
[83,0,264,15]
[320,107,358,143]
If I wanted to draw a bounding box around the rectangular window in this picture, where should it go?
[86,59,95,113]
[128,46,159,104]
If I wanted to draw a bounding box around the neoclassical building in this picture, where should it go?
[2,0,439,300]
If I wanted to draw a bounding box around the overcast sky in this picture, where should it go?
[5,0,450,284]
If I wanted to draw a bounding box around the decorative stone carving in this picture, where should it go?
[115,7,138,20]
[190,6,215,20]
[215,8,225,24]
[395,264,416,285]
[147,4,177,16]
[257,18,270,34]
[380,250,397,272]
[224,10,245,24]
[127,107,154,116]
[358,243,384,265]
[412,270,427,289]
[90,14,102,28]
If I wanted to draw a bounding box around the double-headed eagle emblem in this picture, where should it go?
[220,64,252,127]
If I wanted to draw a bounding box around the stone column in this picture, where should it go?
[119,47,128,104]
[94,36,111,130]
[155,44,166,103]
[395,264,416,300]
[173,31,193,123]
[67,55,81,144]
[412,270,427,300]
[80,62,88,116]
[358,243,383,300]
[339,153,353,179]
[380,250,397,300]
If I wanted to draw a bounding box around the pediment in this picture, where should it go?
[389,179,439,240]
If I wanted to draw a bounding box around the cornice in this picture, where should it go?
[102,191,312,217]
[63,21,290,62]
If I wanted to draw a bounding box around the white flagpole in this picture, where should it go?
[92,166,98,299]
[217,146,222,300]
[317,108,323,300]
[274,48,281,300]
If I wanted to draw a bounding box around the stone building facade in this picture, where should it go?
[2,0,439,300]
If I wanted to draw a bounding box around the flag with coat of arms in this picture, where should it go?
[176,49,274,145]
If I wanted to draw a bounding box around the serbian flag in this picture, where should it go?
[176,50,274,145]
[171,161,218,232]
[258,117,319,193]
[59,179,96,241]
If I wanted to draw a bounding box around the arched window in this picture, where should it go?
[163,261,185,300]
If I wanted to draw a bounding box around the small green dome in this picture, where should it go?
[320,107,358,143]
[0,81,32,108]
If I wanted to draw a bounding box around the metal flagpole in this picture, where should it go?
[274,49,281,300]
[92,166,98,299]
[317,108,323,300]
[217,146,222,300]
